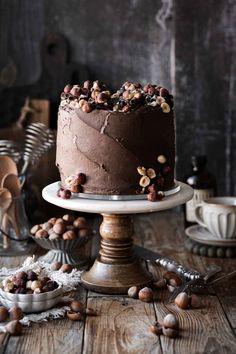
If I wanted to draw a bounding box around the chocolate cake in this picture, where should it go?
[56,81,175,200]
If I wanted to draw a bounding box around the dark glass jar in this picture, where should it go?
[184,156,216,227]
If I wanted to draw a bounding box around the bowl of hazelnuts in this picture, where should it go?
[0,270,62,313]
[30,214,93,266]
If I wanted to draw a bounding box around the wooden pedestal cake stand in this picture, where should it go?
[42,181,193,294]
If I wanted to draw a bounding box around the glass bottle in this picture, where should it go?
[184,155,216,228]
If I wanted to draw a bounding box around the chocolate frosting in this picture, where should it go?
[56,104,175,195]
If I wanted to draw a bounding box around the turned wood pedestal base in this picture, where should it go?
[81,214,153,294]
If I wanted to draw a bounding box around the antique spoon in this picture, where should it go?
[1,173,21,239]
[0,188,12,249]
[0,156,18,185]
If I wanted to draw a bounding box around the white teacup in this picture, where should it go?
[195,197,236,239]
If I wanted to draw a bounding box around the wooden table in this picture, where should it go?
[0,208,236,354]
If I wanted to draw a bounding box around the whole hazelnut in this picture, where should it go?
[163,327,178,338]
[15,271,27,281]
[150,322,163,335]
[0,307,9,321]
[70,183,83,193]
[174,292,191,309]
[55,218,64,224]
[127,286,139,299]
[83,80,92,90]
[138,287,153,302]
[57,188,71,199]
[35,229,48,239]
[81,102,93,113]
[44,280,58,292]
[147,191,157,202]
[78,228,91,238]
[49,233,61,240]
[27,270,38,281]
[85,308,97,316]
[70,300,85,313]
[34,288,42,294]
[30,224,41,235]
[31,280,42,291]
[63,230,77,240]
[48,217,57,225]
[67,311,84,321]
[77,173,86,185]
[64,84,72,93]
[163,272,182,287]
[5,320,22,335]
[15,287,26,294]
[13,277,26,288]
[42,222,53,232]
[53,222,66,235]
[62,214,75,224]
[163,313,179,330]
[73,217,87,229]
[153,279,167,289]
[51,261,62,271]
[26,280,33,289]
[9,306,24,321]
[60,264,73,273]
[159,87,169,97]
[190,294,201,309]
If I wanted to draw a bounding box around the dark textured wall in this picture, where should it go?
[0,0,235,195]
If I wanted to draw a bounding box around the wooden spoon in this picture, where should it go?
[1,173,21,239]
[0,188,12,249]
[0,156,18,186]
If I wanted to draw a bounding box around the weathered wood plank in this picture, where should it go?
[83,296,160,354]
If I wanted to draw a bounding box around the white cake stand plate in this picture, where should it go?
[43,181,193,294]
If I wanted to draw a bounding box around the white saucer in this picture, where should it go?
[185,225,236,247]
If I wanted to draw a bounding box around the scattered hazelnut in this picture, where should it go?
[51,261,62,271]
[146,168,156,179]
[174,292,191,309]
[163,272,182,287]
[60,264,73,273]
[0,307,9,321]
[53,222,66,235]
[163,313,179,330]
[139,176,150,188]
[63,230,77,240]
[138,287,153,302]
[85,308,97,316]
[67,311,84,321]
[70,183,83,193]
[153,279,167,289]
[70,300,85,313]
[128,286,139,299]
[35,229,48,239]
[150,322,163,335]
[30,224,41,235]
[9,306,24,321]
[5,320,22,335]
[163,327,178,338]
